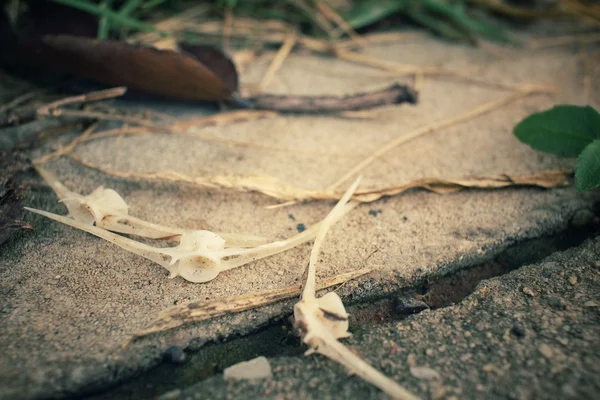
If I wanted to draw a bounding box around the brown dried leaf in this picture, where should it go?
[179,43,238,95]
[8,35,238,101]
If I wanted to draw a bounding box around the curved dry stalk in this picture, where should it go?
[327,86,554,190]
[25,207,171,268]
[293,178,419,399]
[34,165,266,247]
[69,157,570,205]
[25,206,332,283]
[26,170,357,282]
[303,177,361,300]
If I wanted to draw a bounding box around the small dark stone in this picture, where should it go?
[570,209,596,227]
[547,297,565,310]
[395,296,429,315]
[540,262,561,277]
[296,223,306,233]
[164,346,186,365]
[403,216,408,222]
[368,209,382,217]
[288,213,296,221]
[511,321,525,337]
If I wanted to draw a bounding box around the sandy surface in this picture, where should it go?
[1,25,599,399]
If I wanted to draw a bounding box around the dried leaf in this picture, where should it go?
[6,35,238,101]
[71,157,572,204]
[179,43,238,95]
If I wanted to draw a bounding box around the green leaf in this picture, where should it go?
[514,105,600,158]
[576,139,600,191]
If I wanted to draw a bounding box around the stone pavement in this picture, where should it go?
[162,237,600,400]
[1,24,599,400]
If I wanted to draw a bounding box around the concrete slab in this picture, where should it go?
[0,25,599,399]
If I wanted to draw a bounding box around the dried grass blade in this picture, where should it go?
[327,86,553,190]
[130,267,372,340]
[69,156,571,203]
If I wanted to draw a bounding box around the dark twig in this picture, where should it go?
[248,83,418,112]
[0,87,127,128]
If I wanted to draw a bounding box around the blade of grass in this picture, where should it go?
[118,0,144,17]
[52,0,166,35]
[343,0,406,30]
[141,0,170,11]
[423,0,510,43]
[97,0,114,40]
[406,7,473,42]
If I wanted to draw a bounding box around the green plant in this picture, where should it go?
[514,105,600,191]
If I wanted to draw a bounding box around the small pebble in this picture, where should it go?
[539,344,554,360]
[47,279,58,285]
[511,321,525,337]
[522,287,535,297]
[547,297,565,310]
[425,348,434,356]
[163,346,186,365]
[568,276,578,286]
[562,384,577,397]
[584,300,598,307]
[482,364,495,373]
[406,353,416,366]
[410,366,440,380]
[296,223,306,233]
[308,377,319,389]
[224,356,272,381]
[157,389,182,400]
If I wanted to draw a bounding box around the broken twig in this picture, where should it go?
[249,83,417,112]
[0,87,127,128]
[130,267,372,340]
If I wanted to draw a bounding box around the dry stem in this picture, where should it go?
[130,267,372,340]
[68,156,570,203]
[0,87,127,128]
[258,31,298,92]
[327,86,554,190]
